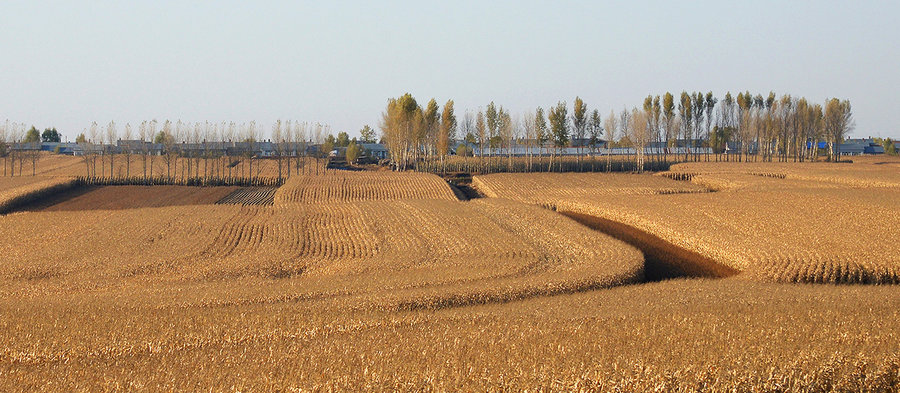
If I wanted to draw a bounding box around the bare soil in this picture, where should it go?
[16,185,239,212]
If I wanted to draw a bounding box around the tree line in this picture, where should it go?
[379,92,857,173]
[0,122,59,176]
[1,119,335,181]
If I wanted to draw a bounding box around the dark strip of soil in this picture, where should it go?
[559,211,740,281]
[8,186,98,213]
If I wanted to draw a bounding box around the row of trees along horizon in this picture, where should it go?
[0,120,336,183]
[0,92,890,179]
[380,92,865,174]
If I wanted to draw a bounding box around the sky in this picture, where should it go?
[2,0,899,141]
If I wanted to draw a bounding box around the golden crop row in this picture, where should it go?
[670,159,900,189]
[274,171,459,205]
[0,177,77,214]
[473,169,900,284]
[471,172,707,204]
[0,198,643,308]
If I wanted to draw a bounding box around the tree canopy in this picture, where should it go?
[41,128,61,143]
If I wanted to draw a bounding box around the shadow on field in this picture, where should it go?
[559,211,740,281]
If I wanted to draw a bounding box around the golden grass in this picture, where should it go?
[274,171,458,205]
[474,166,900,284]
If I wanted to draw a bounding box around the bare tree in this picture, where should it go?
[618,108,630,167]
[139,121,149,180]
[122,123,133,178]
[0,120,8,177]
[604,110,618,172]
[522,111,536,171]
[272,119,284,180]
[824,98,854,161]
[106,121,117,178]
[89,122,100,177]
[161,120,176,181]
[628,107,651,171]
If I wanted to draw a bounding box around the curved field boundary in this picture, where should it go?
[558,211,739,280]
[0,178,78,214]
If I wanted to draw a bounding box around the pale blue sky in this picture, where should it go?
[2,1,898,141]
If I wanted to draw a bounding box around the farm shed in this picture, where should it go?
[361,143,388,159]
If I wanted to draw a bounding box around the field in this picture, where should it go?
[473,159,900,284]
[1,160,899,391]
[0,176,78,214]
[273,171,459,204]
[14,185,239,212]
[216,187,278,206]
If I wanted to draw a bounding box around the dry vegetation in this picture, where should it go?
[274,171,458,205]
[670,157,900,189]
[472,172,707,205]
[1,278,897,391]
[0,198,642,308]
[2,165,899,390]
[474,161,900,284]
[0,176,77,214]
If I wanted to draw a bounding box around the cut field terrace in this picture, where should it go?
[1,160,899,391]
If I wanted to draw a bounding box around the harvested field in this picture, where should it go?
[670,159,900,189]
[215,187,277,206]
[13,185,239,212]
[274,171,458,205]
[472,172,707,205]
[474,167,900,284]
[3,165,899,390]
[0,176,77,214]
[0,199,642,308]
[2,278,898,391]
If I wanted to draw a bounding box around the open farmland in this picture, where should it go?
[2,165,899,390]
[13,185,240,212]
[669,157,900,189]
[274,170,459,205]
[215,187,278,206]
[473,161,900,284]
[0,176,77,214]
[2,277,898,391]
[0,198,642,308]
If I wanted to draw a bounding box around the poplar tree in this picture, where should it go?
[437,99,456,170]
[548,101,568,171]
